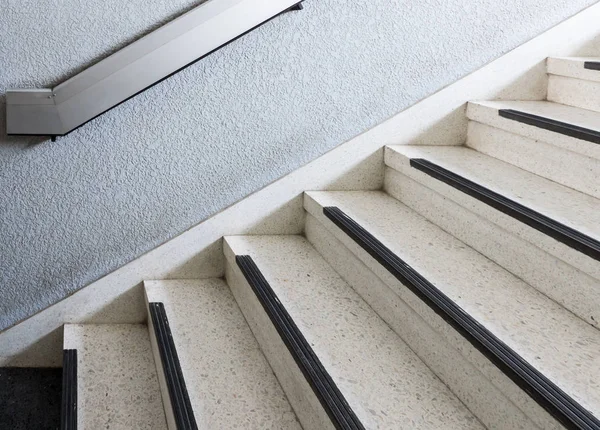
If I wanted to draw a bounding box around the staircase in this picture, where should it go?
[61,56,600,429]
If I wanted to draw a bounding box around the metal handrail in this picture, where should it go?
[6,0,303,141]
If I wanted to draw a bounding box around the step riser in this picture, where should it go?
[304,214,542,430]
[223,245,335,430]
[467,102,600,160]
[548,75,600,113]
[384,148,600,283]
[384,168,600,328]
[466,121,600,200]
[303,198,562,430]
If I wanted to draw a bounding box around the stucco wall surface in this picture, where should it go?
[0,0,596,330]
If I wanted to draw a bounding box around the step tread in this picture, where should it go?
[385,144,600,241]
[304,190,600,418]
[63,324,167,430]
[225,234,484,430]
[548,57,600,81]
[469,100,600,131]
[144,278,301,429]
[467,100,600,161]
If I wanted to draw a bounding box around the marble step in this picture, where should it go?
[547,57,600,82]
[466,120,600,200]
[383,165,600,330]
[467,100,600,160]
[304,190,600,430]
[63,324,167,430]
[224,234,484,430]
[547,59,600,113]
[384,145,600,290]
[144,278,301,430]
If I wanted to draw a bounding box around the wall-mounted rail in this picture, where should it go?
[6,0,303,140]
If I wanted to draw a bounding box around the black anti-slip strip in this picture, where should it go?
[61,349,77,430]
[584,62,600,71]
[498,109,600,144]
[149,302,198,430]
[323,206,600,430]
[409,158,600,261]
[235,255,364,430]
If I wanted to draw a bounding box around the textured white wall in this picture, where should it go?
[0,0,596,331]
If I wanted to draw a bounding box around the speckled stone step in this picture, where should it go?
[467,100,600,160]
[384,145,600,286]
[63,324,167,430]
[466,119,600,200]
[548,57,600,83]
[383,164,600,331]
[144,279,301,430]
[224,234,485,430]
[304,190,600,429]
[547,57,600,113]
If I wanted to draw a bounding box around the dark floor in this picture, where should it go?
[0,368,62,430]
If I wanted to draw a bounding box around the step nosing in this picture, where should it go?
[408,158,600,262]
[498,109,600,144]
[323,205,600,430]
[61,349,77,430]
[149,302,198,430]
[242,258,353,426]
[584,62,600,71]
[235,254,365,430]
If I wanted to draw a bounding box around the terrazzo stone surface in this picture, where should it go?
[467,100,600,160]
[0,367,62,430]
[548,74,600,113]
[63,324,167,430]
[305,193,562,430]
[386,145,600,239]
[224,234,484,430]
[223,248,336,430]
[384,144,600,281]
[384,168,600,329]
[547,57,600,83]
[304,213,542,430]
[304,190,600,421]
[466,121,600,199]
[0,0,597,332]
[144,279,301,429]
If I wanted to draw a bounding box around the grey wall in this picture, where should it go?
[0,0,595,331]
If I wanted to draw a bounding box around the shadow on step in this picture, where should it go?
[0,367,62,430]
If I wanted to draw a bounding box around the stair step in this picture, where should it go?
[383,166,600,329]
[304,190,600,429]
[303,205,539,430]
[385,144,600,282]
[547,58,600,113]
[467,100,600,160]
[466,120,600,199]
[144,279,301,430]
[224,235,484,430]
[63,324,167,430]
[547,57,600,82]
